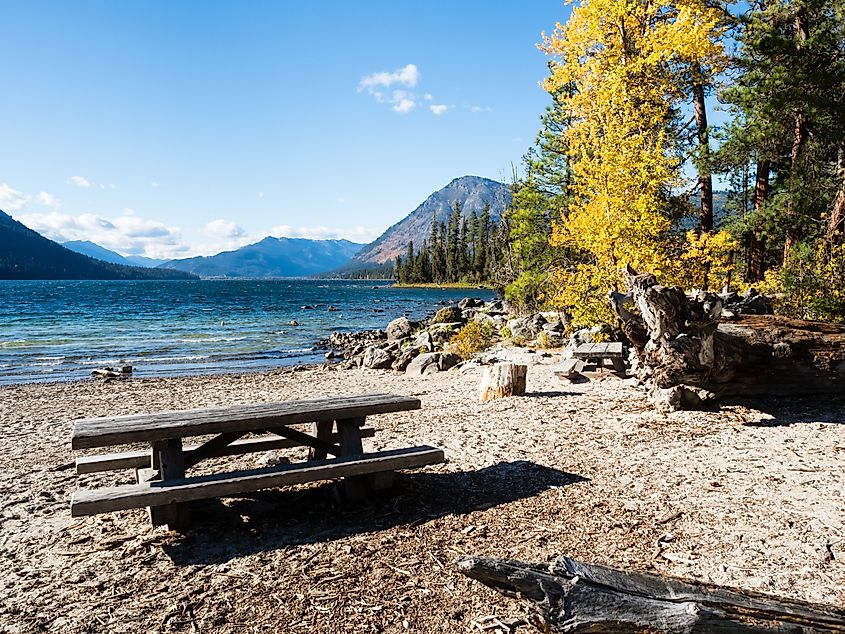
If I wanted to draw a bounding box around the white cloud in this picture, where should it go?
[270,224,380,244]
[430,104,451,115]
[424,93,433,101]
[0,183,30,211]
[37,191,61,209]
[68,175,91,188]
[358,64,419,92]
[257,192,264,200]
[151,181,160,188]
[204,219,247,240]
[359,64,423,114]
[393,96,416,114]
[470,105,493,113]
[15,209,190,259]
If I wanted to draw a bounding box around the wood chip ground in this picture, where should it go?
[1,356,843,632]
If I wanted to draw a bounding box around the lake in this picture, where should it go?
[0,279,496,384]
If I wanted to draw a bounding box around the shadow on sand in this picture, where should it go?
[163,460,587,565]
[725,393,845,428]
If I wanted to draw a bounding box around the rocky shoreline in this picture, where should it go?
[323,297,574,375]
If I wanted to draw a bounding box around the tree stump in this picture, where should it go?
[457,555,845,633]
[478,363,527,402]
[608,266,845,406]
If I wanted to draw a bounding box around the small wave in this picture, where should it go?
[0,340,33,348]
[176,336,247,343]
[33,358,65,366]
[140,354,210,363]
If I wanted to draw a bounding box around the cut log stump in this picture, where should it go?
[457,555,845,633]
[478,363,527,402]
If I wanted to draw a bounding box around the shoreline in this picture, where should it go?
[391,282,494,290]
[3,363,844,632]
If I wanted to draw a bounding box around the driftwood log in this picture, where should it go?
[457,555,845,633]
[608,266,845,402]
[478,363,527,402]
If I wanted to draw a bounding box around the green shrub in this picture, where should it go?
[450,321,495,359]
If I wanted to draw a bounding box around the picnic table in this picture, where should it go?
[70,393,444,530]
[571,341,627,374]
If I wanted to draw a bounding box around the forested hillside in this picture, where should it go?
[0,210,196,280]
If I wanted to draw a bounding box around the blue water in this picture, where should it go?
[0,279,495,385]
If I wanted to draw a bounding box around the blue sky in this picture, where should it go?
[1,0,568,258]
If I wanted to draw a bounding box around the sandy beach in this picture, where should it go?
[2,357,844,633]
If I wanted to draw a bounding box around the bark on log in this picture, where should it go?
[608,267,845,399]
[478,363,527,402]
[457,555,845,633]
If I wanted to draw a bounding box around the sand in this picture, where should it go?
[1,356,844,633]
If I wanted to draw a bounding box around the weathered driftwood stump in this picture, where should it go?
[608,266,845,407]
[457,555,845,633]
[478,363,527,402]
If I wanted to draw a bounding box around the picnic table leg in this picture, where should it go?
[308,420,334,460]
[148,439,191,531]
[336,417,370,502]
[610,356,627,374]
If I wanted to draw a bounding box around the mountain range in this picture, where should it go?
[1,175,511,280]
[63,240,169,268]
[162,237,363,278]
[0,210,196,280]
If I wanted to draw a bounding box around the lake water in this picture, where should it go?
[0,279,496,384]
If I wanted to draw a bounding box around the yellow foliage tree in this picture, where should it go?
[541,0,727,326]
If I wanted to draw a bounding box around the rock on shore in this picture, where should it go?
[323,298,584,375]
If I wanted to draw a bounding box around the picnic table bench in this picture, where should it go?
[70,393,444,530]
[571,342,627,374]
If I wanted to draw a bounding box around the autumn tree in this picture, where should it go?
[540,0,731,324]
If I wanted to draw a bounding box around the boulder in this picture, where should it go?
[406,352,441,376]
[429,323,459,344]
[386,316,415,340]
[483,299,507,315]
[458,297,484,309]
[439,352,461,371]
[474,312,495,326]
[361,346,394,370]
[413,330,434,352]
[392,348,419,371]
[506,317,537,340]
[432,305,463,324]
[542,320,566,333]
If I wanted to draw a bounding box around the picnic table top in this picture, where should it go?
[71,392,421,450]
[572,341,625,358]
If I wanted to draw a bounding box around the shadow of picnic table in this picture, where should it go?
[163,460,587,565]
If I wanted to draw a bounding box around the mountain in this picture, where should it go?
[161,236,363,278]
[347,175,511,270]
[63,240,134,265]
[0,210,197,280]
[62,241,169,268]
[125,254,170,267]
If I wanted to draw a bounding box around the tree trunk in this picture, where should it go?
[609,267,845,400]
[457,555,845,633]
[747,159,770,282]
[478,363,527,402]
[784,12,809,263]
[692,71,713,233]
[825,143,845,248]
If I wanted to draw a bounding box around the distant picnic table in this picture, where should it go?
[70,393,444,530]
[571,342,626,374]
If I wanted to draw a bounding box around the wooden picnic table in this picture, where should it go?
[70,393,444,530]
[571,342,626,374]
